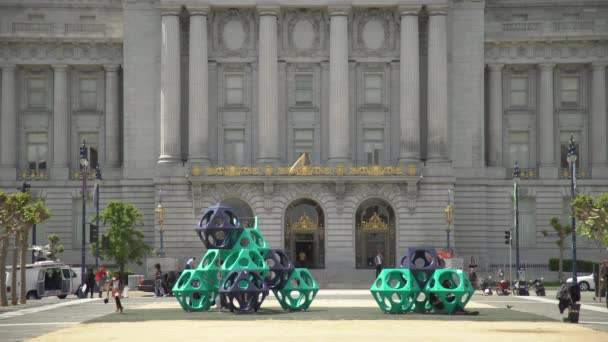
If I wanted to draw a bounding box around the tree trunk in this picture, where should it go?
[19,226,30,304]
[10,232,19,305]
[0,235,9,306]
[558,241,564,282]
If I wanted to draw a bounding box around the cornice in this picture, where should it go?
[0,40,123,65]
[0,0,123,9]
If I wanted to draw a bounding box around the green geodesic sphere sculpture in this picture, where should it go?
[172,270,218,311]
[221,248,269,279]
[273,268,319,311]
[425,269,475,314]
[232,228,270,257]
[370,269,421,314]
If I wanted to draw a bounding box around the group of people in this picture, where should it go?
[83,266,125,313]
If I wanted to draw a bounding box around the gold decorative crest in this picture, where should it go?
[291,213,318,232]
[361,212,388,232]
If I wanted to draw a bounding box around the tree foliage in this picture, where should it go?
[542,217,572,282]
[572,193,608,246]
[94,201,150,275]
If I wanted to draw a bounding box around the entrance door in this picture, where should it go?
[284,199,325,269]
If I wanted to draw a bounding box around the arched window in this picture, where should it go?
[221,198,255,228]
[284,199,325,269]
[355,198,396,269]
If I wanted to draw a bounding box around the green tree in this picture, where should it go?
[94,201,150,276]
[572,193,608,246]
[542,217,572,282]
[45,234,64,261]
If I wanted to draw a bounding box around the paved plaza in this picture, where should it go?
[0,290,607,341]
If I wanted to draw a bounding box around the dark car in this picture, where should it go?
[137,278,155,292]
[137,271,180,295]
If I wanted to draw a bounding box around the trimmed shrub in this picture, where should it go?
[548,258,598,273]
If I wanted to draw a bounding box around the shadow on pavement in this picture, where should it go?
[84,307,554,324]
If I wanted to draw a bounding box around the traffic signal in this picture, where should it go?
[504,230,511,245]
[89,224,98,244]
[101,235,110,250]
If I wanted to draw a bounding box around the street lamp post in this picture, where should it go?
[513,161,521,281]
[444,189,454,253]
[79,140,89,287]
[94,165,102,271]
[155,189,166,257]
[567,135,579,304]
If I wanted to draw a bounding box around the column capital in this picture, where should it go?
[328,5,350,17]
[487,63,504,71]
[399,5,420,16]
[189,5,209,16]
[257,5,280,17]
[427,5,449,16]
[538,63,556,71]
[591,61,608,70]
[159,5,181,16]
[0,64,16,71]
[103,64,120,72]
[51,64,69,71]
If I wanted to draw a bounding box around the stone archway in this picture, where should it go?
[355,198,396,269]
[221,198,255,228]
[284,198,325,269]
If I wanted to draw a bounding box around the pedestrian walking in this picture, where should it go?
[154,263,166,297]
[95,266,108,298]
[84,268,96,298]
[374,251,384,278]
[107,272,124,313]
[185,257,196,270]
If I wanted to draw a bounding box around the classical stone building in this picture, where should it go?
[0,0,607,284]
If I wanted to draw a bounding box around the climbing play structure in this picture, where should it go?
[370,248,475,314]
[172,203,319,313]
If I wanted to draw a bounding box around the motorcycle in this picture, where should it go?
[513,279,530,296]
[481,276,493,296]
[496,279,511,296]
[532,278,545,296]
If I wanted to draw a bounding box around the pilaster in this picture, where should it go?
[487,63,504,167]
[104,64,121,168]
[538,63,557,179]
[51,64,70,180]
[0,64,17,179]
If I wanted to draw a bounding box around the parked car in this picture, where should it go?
[566,274,595,291]
[137,278,155,292]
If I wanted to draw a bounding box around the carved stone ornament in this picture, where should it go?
[211,8,255,58]
[401,178,421,214]
[0,41,122,64]
[263,180,274,213]
[351,8,397,57]
[282,8,326,58]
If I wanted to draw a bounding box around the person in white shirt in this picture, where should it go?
[374,251,384,278]
[185,257,196,270]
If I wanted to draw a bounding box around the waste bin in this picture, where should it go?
[128,275,144,289]
[568,303,581,323]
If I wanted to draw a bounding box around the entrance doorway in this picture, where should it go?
[284,199,325,269]
[355,198,396,269]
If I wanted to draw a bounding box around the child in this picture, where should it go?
[107,272,124,313]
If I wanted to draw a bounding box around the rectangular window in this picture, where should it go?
[79,78,97,109]
[510,77,527,107]
[364,74,382,105]
[363,128,384,165]
[519,198,536,248]
[293,129,314,163]
[509,131,529,168]
[27,77,47,108]
[224,129,245,165]
[560,131,580,169]
[295,74,313,105]
[225,74,244,105]
[26,132,48,171]
[560,76,579,106]
[78,132,99,170]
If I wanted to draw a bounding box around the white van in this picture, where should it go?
[6,261,79,299]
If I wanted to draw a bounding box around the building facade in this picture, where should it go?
[0,0,607,284]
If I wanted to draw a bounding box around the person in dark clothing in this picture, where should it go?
[84,268,96,298]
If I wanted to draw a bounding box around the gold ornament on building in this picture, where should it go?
[406,164,417,176]
[264,165,273,176]
[191,166,202,177]
[335,165,345,176]
[290,213,318,232]
[361,212,388,232]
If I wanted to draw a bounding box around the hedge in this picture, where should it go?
[548,258,598,273]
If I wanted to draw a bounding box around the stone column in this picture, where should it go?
[159,7,181,163]
[104,65,120,167]
[426,5,449,163]
[0,65,17,176]
[188,6,210,165]
[257,5,280,164]
[538,63,556,178]
[398,5,421,164]
[328,5,351,164]
[51,64,69,179]
[487,64,504,167]
[591,62,608,176]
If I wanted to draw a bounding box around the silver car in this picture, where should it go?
[566,274,595,291]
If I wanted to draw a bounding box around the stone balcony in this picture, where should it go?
[2,21,122,39]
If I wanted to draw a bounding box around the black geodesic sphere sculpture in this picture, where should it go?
[219,270,269,313]
[263,249,294,290]
[195,203,244,249]
[400,247,446,270]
